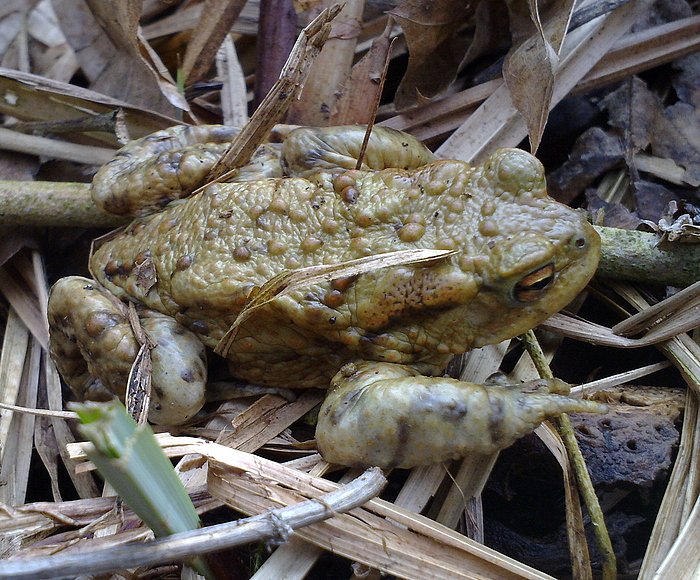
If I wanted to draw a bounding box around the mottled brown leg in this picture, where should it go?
[316,360,606,469]
[48,276,207,424]
[280,125,436,178]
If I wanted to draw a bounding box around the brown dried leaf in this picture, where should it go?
[653,101,700,186]
[503,0,575,153]
[331,17,394,125]
[51,0,185,114]
[286,0,365,126]
[460,0,512,70]
[600,76,700,187]
[547,127,624,204]
[390,0,474,112]
[436,0,653,163]
[599,76,661,151]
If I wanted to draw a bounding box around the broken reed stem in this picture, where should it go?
[10,110,125,139]
[355,27,395,170]
[205,4,342,184]
[519,330,617,580]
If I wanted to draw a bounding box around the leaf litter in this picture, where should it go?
[1,0,700,578]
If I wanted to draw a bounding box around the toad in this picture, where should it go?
[48,125,603,468]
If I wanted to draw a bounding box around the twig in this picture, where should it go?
[0,402,78,420]
[205,5,343,184]
[355,30,395,170]
[595,225,700,288]
[0,180,124,227]
[10,110,127,140]
[0,467,386,580]
[0,127,115,166]
[520,330,617,580]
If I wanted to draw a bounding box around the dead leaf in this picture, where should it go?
[599,76,700,187]
[599,76,661,151]
[672,52,700,107]
[503,0,576,153]
[459,0,512,71]
[331,17,395,125]
[640,200,700,243]
[653,101,700,185]
[51,0,185,114]
[390,0,474,112]
[252,0,297,109]
[286,0,366,126]
[547,127,624,204]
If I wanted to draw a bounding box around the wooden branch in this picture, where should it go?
[0,128,115,166]
[595,226,700,288]
[0,181,124,227]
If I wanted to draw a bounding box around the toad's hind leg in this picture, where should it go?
[316,361,606,469]
[281,125,437,177]
[91,125,283,217]
[48,276,207,424]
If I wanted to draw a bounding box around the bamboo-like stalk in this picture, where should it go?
[0,128,114,165]
[519,330,617,580]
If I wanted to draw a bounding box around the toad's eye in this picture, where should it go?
[513,264,555,302]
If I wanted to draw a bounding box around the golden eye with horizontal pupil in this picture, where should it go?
[513,264,555,302]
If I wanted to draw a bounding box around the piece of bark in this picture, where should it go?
[548,127,625,204]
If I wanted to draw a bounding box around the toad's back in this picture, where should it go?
[90,147,599,388]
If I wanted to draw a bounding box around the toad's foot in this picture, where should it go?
[48,276,207,424]
[316,361,606,469]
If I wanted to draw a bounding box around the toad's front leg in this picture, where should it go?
[316,361,606,469]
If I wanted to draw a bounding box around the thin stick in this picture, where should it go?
[0,401,78,420]
[520,330,617,580]
[205,5,343,184]
[355,26,396,170]
[0,467,386,580]
[11,110,126,139]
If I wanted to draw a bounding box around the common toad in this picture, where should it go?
[48,125,603,468]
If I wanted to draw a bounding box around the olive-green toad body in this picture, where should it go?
[49,125,603,467]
